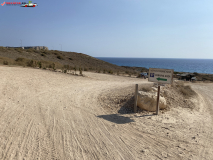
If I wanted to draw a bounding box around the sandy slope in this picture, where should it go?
[0,66,212,160]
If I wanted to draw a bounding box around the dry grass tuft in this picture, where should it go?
[179,85,196,97]
[173,81,196,97]
[141,86,152,92]
[140,84,153,92]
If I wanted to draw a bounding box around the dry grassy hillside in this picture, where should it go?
[0,47,143,75]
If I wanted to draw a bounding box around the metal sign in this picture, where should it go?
[148,68,173,84]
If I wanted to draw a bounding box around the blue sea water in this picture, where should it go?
[96,58,213,74]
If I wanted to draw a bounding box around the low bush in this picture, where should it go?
[173,81,196,97]
[15,57,25,62]
[3,61,8,65]
[108,70,113,74]
[79,68,83,75]
[26,48,34,52]
[141,86,152,92]
[27,60,34,67]
[15,48,23,53]
[57,55,64,60]
[179,85,196,97]
[38,61,42,68]
[34,50,40,53]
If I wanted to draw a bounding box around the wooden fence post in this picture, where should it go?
[156,84,160,115]
[134,84,138,113]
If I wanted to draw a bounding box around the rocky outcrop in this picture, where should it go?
[137,91,167,111]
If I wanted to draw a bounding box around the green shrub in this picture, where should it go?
[41,53,46,57]
[108,70,113,74]
[38,61,42,68]
[42,50,49,54]
[15,48,23,53]
[3,61,8,65]
[15,57,25,62]
[80,68,82,75]
[27,60,34,67]
[193,72,199,76]
[57,55,64,60]
[52,63,55,70]
[69,58,73,60]
[26,48,34,52]
[74,66,77,74]
[63,65,70,69]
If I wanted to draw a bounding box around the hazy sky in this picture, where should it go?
[1,0,213,58]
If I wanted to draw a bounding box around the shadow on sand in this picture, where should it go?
[97,114,134,124]
[98,92,155,124]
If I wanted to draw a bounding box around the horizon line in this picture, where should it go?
[96,57,213,60]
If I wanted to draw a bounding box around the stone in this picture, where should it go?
[137,91,167,111]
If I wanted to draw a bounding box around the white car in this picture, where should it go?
[21,3,38,7]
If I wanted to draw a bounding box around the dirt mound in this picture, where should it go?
[163,81,198,110]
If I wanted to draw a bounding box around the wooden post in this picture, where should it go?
[156,84,160,115]
[134,84,138,113]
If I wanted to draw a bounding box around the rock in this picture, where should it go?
[152,87,157,91]
[137,91,167,111]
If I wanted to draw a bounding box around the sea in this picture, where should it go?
[96,58,213,74]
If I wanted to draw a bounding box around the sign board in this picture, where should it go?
[148,68,173,84]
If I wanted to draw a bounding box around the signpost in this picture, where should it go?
[148,68,173,115]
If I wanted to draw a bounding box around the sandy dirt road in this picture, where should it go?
[0,66,213,160]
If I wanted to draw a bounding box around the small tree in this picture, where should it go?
[52,63,55,70]
[79,68,83,75]
[74,66,77,74]
[38,61,42,68]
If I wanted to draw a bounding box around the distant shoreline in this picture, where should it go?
[97,57,213,75]
[96,57,213,60]
[122,65,213,75]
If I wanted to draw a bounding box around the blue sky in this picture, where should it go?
[1,0,213,58]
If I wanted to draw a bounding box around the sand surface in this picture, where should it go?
[0,66,213,160]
